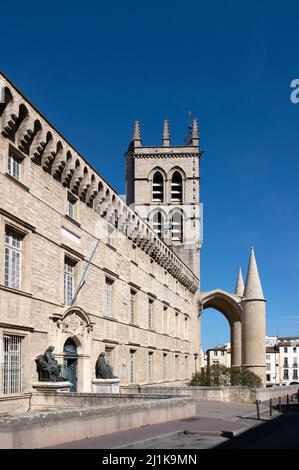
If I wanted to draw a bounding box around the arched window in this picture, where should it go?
[153,211,164,239]
[171,171,183,203]
[152,171,164,203]
[171,211,183,241]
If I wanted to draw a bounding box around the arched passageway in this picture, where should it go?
[199,290,242,368]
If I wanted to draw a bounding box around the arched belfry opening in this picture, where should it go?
[171,171,183,203]
[152,211,164,238]
[152,171,164,203]
[171,210,183,241]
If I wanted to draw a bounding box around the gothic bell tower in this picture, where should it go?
[125,119,202,282]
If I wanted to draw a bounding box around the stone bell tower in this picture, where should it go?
[125,119,202,280]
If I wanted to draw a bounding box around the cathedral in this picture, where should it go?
[0,72,266,414]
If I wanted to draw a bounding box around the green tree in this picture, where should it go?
[190,364,262,388]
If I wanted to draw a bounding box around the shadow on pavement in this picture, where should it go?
[214,404,299,449]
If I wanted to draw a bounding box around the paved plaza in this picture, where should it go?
[50,401,287,449]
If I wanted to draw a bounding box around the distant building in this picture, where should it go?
[277,337,299,385]
[206,336,299,386]
[265,346,279,385]
[206,343,231,368]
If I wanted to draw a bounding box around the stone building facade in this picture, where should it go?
[0,73,201,413]
[0,72,267,413]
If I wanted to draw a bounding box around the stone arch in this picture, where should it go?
[0,86,13,116]
[199,289,243,367]
[199,289,242,324]
[168,166,187,181]
[50,306,94,392]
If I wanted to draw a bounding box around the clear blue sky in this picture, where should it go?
[2,0,299,350]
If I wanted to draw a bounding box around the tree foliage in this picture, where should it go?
[190,365,262,388]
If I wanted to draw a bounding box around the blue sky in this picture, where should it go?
[1,0,299,350]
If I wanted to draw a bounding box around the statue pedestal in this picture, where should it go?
[32,381,72,393]
[30,382,73,411]
[92,378,120,394]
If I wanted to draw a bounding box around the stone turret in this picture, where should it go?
[242,247,266,383]
[192,119,199,146]
[132,120,142,147]
[235,267,244,296]
[162,120,170,147]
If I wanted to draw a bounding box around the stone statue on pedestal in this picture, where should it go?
[36,346,64,382]
[96,352,117,379]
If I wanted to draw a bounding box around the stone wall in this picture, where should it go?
[0,396,195,449]
[140,384,299,404]
[0,72,200,412]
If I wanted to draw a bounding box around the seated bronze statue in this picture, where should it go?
[36,346,64,382]
[96,352,117,379]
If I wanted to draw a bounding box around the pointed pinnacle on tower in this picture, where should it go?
[132,120,142,147]
[192,119,199,146]
[162,120,170,147]
[244,247,265,300]
[235,267,245,296]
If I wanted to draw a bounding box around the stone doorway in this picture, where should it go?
[63,338,78,392]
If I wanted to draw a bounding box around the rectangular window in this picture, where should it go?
[163,306,168,334]
[185,355,188,376]
[283,369,289,380]
[184,317,188,339]
[266,363,271,371]
[293,347,297,353]
[8,152,21,180]
[284,347,288,353]
[214,350,218,357]
[148,299,154,330]
[163,353,167,381]
[266,374,271,381]
[105,347,114,368]
[294,358,298,367]
[284,358,288,367]
[130,350,136,384]
[148,352,153,383]
[293,370,298,380]
[175,312,179,337]
[266,354,270,360]
[67,193,76,219]
[104,278,113,317]
[175,354,179,378]
[130,290,136,324]
[221,351,224,356]
[64,258,76,305]
[4,229,23,289]
[3,335,22,395]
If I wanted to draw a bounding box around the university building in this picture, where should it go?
[0,72,268,414]
[0,73,201,413]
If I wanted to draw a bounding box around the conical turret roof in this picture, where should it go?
[235,267,244,296]
[244,247,265,300]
